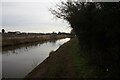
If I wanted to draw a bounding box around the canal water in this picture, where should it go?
[2,38,70,78]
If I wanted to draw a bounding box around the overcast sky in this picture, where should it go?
[1,0,71,33]
[1,0,120,33]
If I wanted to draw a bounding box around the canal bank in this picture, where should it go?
[2,33,71,47]
[25,38,97,79]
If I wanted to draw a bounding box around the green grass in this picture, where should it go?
[65,38,97,78]
[25,38,98,78]
[45,38,97,78]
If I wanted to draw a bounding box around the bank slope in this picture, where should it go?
[25,38,96,79]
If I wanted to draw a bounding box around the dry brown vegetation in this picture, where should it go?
[2,33,71,47]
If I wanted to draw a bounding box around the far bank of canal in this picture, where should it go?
[2,38,70,78]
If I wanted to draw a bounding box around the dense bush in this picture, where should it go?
[51,1,120,78]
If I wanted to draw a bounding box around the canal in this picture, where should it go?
[2,38,70,78]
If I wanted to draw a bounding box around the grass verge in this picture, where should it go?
[25,38,97,79]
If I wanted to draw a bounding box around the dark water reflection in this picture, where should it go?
[2,39,58,52]
[2,38,70,78]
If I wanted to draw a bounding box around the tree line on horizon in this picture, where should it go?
[1,29,71,35]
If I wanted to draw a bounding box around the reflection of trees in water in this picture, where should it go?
[49,39,57,46]
[3,42,42,51]
[2,39,58,55]
[2,42,43,55]
[49,39,57,43]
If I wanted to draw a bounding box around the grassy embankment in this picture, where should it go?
[2,34,70,47]
[25,38,97,79]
